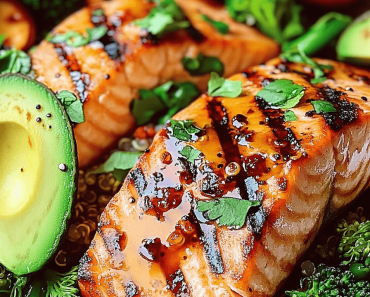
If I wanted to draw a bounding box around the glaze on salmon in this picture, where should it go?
[30,0,279,167]
[78,57,370,297]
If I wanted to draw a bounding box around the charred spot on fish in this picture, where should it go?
[152,172,164,183]
[166,269,190,297]
[362,96,368,101]
[104,42,122,60]
[124,281,139,297]
[247,206,267,234]
[186,26,205,43]
[140,30,159,45]
[139,238,162,261]
[127,167,147,196]
[305,110,316,117]
[217,152,223,158]
[77,254,93,282]
[232,114,248,129]
[277,177,288,191]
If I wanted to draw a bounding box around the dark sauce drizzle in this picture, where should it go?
[90,8,124,61]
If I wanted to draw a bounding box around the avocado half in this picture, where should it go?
[0,74,77,275]
[337,11,370,65]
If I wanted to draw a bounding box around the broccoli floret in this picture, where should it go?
[286,264,370,297]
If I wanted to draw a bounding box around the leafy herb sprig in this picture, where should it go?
[47,26,107,47]
[182,54,224,77]
[131,81,200,126]
[198,198,260,229]
[134,0,190,37]
[207,72,242,98]
[311,100,336,114]
[0,49,31,75]
[56,90,85,124]
[180,146,202,163]
[201,15,229,35]
[168,119,202,142]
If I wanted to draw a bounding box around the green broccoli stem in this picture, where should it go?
[282,12,352,56]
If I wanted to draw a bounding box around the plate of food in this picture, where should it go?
[1,0,370,296]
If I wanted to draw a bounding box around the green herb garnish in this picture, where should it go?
[182,54,224,76]
[226,0,304,44]
[284,110,297,122]
[0,34,6,48]
[131,81,200,126]
[256,79,304,109]
[311,77,327,85]
[0,49,31,75]
[48,26,107,47]
[44,266,79,297]
[92,8,104,16]
[56,90,85,123]
[134,0,190,37]
[169,119,202,141]
[198,198,260,229]
[90,151,142,182]
[201,15,229,35]
[180,145,202,163]
[311,100,336,114]
[207,72,242,98]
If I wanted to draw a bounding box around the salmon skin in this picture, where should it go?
[30,0,279,168]
[78,57,370,297]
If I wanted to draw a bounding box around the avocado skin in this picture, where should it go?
[0,74,78,275]
[337,11,370,66]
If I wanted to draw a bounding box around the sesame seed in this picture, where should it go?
[36,104,41,110]
[36,117,42,122]
[59,163,68,172]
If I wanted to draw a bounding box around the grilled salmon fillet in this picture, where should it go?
[30,0,279,168]
[78,57,370,297]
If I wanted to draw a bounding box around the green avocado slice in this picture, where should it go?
[337,11,370,65]
[0,74,77,275]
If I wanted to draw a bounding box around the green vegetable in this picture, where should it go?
[198,198,260,229]
[0,74,77,275]
[92,8,104,17]
[44,266,79,297]
[168,119,202,142]
[281,46,333,80]
[179,145,202,163]
[311,100,336,114]
[286,264,370,297]
[134,0,190,37]
[90,151,142,182]
[311,77,327,85]
[256,79,304,109]
[337,11,370,66]
[0,49,31,75]
[47,26,108,47]
[226,0,304,44]
[56,90,85,124]
[283,12,352,56]
[182,54,224,76]
[284,110,297,122]
[201,15,229,35]
[0,34,5,48]
[207,72,242,98]
[131,81,200,126]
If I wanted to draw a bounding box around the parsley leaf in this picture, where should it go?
[131,81,200,126]
[180,145,202,163]
[311,77,327,84]
[201,15,229,35]
[198,198,260,229]
[0,49,31,75]
[56,90,85,124]
[182,54,224,76]
[90,151,142,182]
[207,72,242,98]
[134,0,190,37]
[48,26,107,47]
[226,0,304,44]
[256,79,304,109]
[168,119,202,141]
[311,101,336,113]
[284,110,298,122]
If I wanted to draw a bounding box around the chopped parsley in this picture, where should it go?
[56,90,85,123]
[0,49,31,75]
[201,15,229,35]
[168,119,202,141]
[207,72,242,98]
[180,145,202,163]
[311,100,336,114]
[198,198,260,229]
[284,110,298,122]
[256,79,304,109]
[182,54,224,76]
[134,0,190,37]
[226,0,304,44]
[47,26,107,47]
[131,81,200,126]
[90,151,142,182]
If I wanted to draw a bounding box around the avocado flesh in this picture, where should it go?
[337,11,370,65]
[0,74,77,275]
